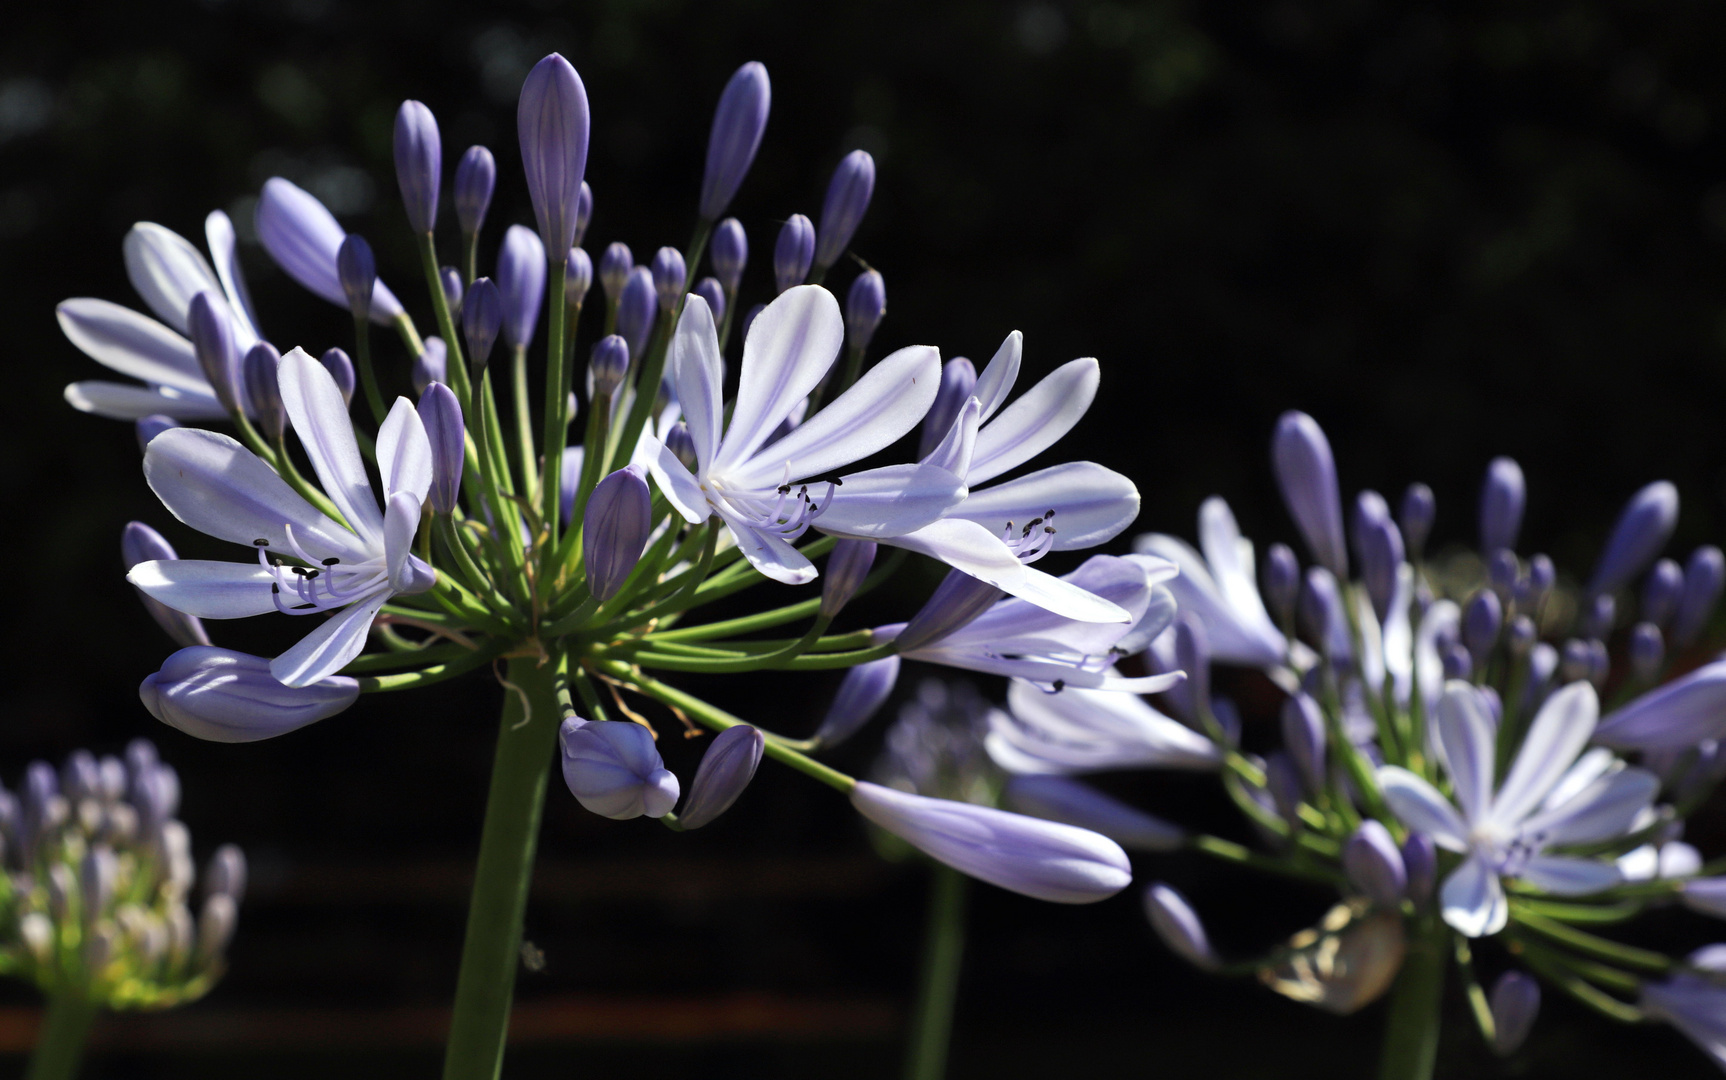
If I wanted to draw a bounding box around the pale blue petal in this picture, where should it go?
[807,463,966,539]
[383,491,423,591]
[921,397,980,477]
[205,210,261,341]
[127,560,280,618]
[716,506,815,585]
[886,520,1131,623]
[950,462,1139,551]
[64,381,227,421]
[123,222,225,336]
[270,589,391,687]
[1441,854,1508,937]
[966,358,1098,485]
[376,396,433,504]
[278,347,384,545]
[1492,681,1599,828]
[57,298,209,394]
[942,554,1150,650]
[646,440,711,525]
[256,178,403,324]
[1132,533,1285,667]
[1518,855,1621,896]
[1521,768,1659,846]
[1436,681,1498,827]
[714,285,843,474]
[671,294,724,469]
[969,330,1021,424]
[1377,766,1469,850]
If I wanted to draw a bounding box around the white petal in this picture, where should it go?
[277,347,384,545]
[715,285,844,474]
[57,298,210,395]
[951,462,1139,551]
[384,491,423,591]
[126,559,280,618]
[1521,768,1660,847]
[123,222,224,335]
[271,590,391,687]
[1518,856,1621,896]
[1492,681,1599,828]
[966,358,1098,485]
[1132,533,1285,667]
[921,398,980,477]
[671,294,724,468]
[943,554,1150,651]
[887,520,1131,623]
[1415,600,1459,721]
[376,396,434,503]
[64,381,227,421]
[716,507,816,585]
[1003,680,1221,772]
[1377,766,1470,850]
[205,209,261,342]
[1441,854,1508,937]
[645,440,711,525]
[1435,681,1498,826]
[809,463,966,539]
[969,330,1021,423]
[1382,564,1415,705]
[1197,497,1285,649]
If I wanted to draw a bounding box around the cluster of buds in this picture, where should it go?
[0,741,243,1009]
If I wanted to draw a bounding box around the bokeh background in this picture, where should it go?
[5,0,1726,1076]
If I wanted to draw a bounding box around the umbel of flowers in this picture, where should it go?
[60,53,1149,1076]
[981,411,1726,1078]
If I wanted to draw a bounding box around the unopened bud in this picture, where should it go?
[136,414,177,453]
[1479,457,1525,553]
[814,150,875,272]
[1272,411,1347,577]
[242,342,285,439]
[812,656,900,749]
[188,291,243,414]
[582,466,653,603]
[821,540,876,618]
[677,725,765,829]
[710,217,747,293]
[599,242,632,305]
[412,337,448,396]
[462,277,503,372]
[393,100,442,234]
[665,421,698,472]
[1144,883,1220,971]
[566,247,592,305]
[1264,543,1300,627]
[440,266,464,317]
[845,269,886,353]
[453,145,496,237]
[336,234,377,322]
[1590,481,1680,596]
[196,893,237,964]
[1399,483,1435,559]
[1343,821,1406,909]
[617,266,657,361]
[588,335,630,399]
[692,277,726,325]
[559,718,679,819]
[1489,970,1540,1055]
[651,247,686,311]
[773,214,815,293]
[319,347,356,406]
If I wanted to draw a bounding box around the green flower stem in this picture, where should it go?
[394,311,426,358]
[508,345,538,501]
[1453,937,1497,1046]
[539,258,570,553]
[25,991,97,1080]
[1188,833,1344,886]
[568,522,692,635]
[595,659,855,792]
[342,642,475,673]
[356,646,504,692]
[641,629,876,657]
[441,652,564,1080]
[903,864,967,1080]
[352,315,388,427]
[644,616,833,672]
[1516,941,1645,1023]
[463,230,479,285]
[682,536,838,611]
[417,233,472,404]
[588,527,717,637]
[628,637,896,673]
[556,390,611,569]
[571,667,610,722]
[717,283,739,352]
[649,549,906,643]
[1377,914,1446,1080]
[1509,905,1672,972]
[1511,896,1646,924]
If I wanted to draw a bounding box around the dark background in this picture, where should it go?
[4,0,1726,1076]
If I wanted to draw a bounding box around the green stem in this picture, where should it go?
[441,653,564,1080]
[418,233,472,404]
[509,344,538,501]
[903,864,967,1080]
[353,315,388,427]
[1377,916,1445,1080]
[25,992,97,1080]
[540,259,569,555]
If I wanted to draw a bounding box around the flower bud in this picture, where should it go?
[518,53,591,256]
[814,150,876,271]
[462,277,503,372]
[1444,643,1474,681]
[691,277,726,326]
[699,62,771,221]
[853,781,1131,903]
[82,845,118,926]
[1479,456,1525,554]
[122,522,210,648]
[139,647,360,743]
[1508,614,1537,655]
[559,718,679,819]
[496,225,547,348]
[1343,821,1407,909]
[1144,883,1220,970]
[1401,832,1436,905]
[1597,658,1726,750]
[846,269,886,353]
[454,145,496,236]
[588,335,630,399]
[1280,693,1327,794]
[1673,546,1726,648]
[917,357,977,460]
[393,100,442,233]
[1399,483,1435,559]
[573,181,593,247]
[319,347,356,405]
[136,414,177,453]
[809,656,900,748]
[896,570,1002,653]
[710,217,747,293]
[1272,411,1347,577]
[204,843,247,904]
[677,725,765,829]
[412,337,448,396]
[233,345,284,444]
[566,247,593,305]
[1590,481,1680,596]
[1642,558,1684,628]
[1264,542,1300,627]
[336,234,377,323]
[1299,567,1351,664]
[651,246,686,311]
[1463,590,1503,667]
[774,214,816,293]
[1487,548,1518,603]
[1489,970,1540,1055]
[1357,509,1404,622]
[617,266,657,360]
[255,178,402,323]
[821,540,877,618]
[188,291,243,414]
[599,242,633,305]
[417,382,465,515]
[196,892,237,964]
[665,421,698,472]
[583,465,652,602]
[1581,593,1615,640]
[1004,775,1184,851]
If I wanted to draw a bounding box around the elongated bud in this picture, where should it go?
[136,414,177,453]
[1643,559,1684,628]
[559,718,679,819]
[1489,971,1540,1055]
[196,892,237,964]
[496,225,547,348]
[1272,411,1347,576]
[518,53,591,255]
[1356,501,1404,622]
[393,100,441,233]
[896,570,1002,653]
[617,266,657,359]
[1400,483,1435,559]
[1673,546,1726,647]
[1596,658,1726,749]
[811,656,899,748]
[454,145,496,237]
[821,540,877,618]
[1582,593,1615,639]
[774,214,816,293]
[1401,832,1436,905]
[1144,883,1220,970]
[1004,775,1184,851]
[1630,622,1664,681]
[678,725,765,829]
[417,382,465,514]
[845,272,887,356]
[852,782,1130,903]
[691,277,726,325]
[336,234,377,322]
[1488,549,1518,603]
[1508,614,1536,654]
[138,647,360,742]
[188,291,243,414]
[665,421,698,471]
[123,522,211,648]
[583,465,652,602]
[205,843,248,903]
[256,178,403,322]
[1479,457,1525,553]
[1264,542,1300,626]
[699,62,771,221]
[1590,481,1679,595]
[1463,590,1503,667]
[1344,821,1407,908]
[573,181,593,247]
[63,749,98,802]
[462,277,503,372]
[711,217,747,293]
[319,347,356,405]
[412,337,448,395]
[566,247,593,305]
[588,335,630,399]
[1299,567,1350,664]
[241,342,285,439]
[81,844,118,928]
[1174,618,1211,716]
[1280,693,1327,793]
[814,150,876,271]
[918,357,977,460]
[651,246,686,312]
[599,242,633,304]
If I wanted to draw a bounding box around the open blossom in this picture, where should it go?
[127,348,435,687]
[647,287,966,585]
[988,678,1222,775]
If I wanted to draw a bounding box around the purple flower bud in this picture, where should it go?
[852,781,1130,903]
[1344,821,1407,909]
[1280,693,1327,794]
[1508,614,1537,655]
[617,266,657,360]
[774,214,816,293]
[1597,658,1726,749]
[1630,622,1664,682]
[559,718,679,819]
[814,150,876,271]
[1487,549,1518,603]
[1489,971,1540,1056]
[1463,590,1503,667]
[1004,775,1184,852]
[1522,642,1559,713]
[599,242,633,305]
[572,181,594,247]
[918,357,977,460]
[677,725,765,829]
[136,414,177,453]
[417,382,465,515]
[1590,481,1679,596]
[1358,511,1405,622]
[1351,488,1390,554]
[241,342,285,440]
[1522,553,1556,609]
[454,145,496,237]
[1401,832,1436,905]
[665,421,698,472]
[1479,456,1525,554]
[710,218,747,293]
[1264,543,1300,627]
[818,540,878,619]
[583,465,653,602]
[62,749,99,802]
[496,225,547,348]
[588,335,630,399]
[82,845,117,925]
[123,522,211,648]
[440,266,464,317]
[139,647,359,742]
[1588,638,1610,688]
[741,302,765,339]
[1143,883,1220,970]
[698,61,772,221]
[1558,638,1592,685]
[256,178,403,323]
[393,100,442,233]
[1582,593,1615,639]
[1643,559,1685,629]
[1682,877,1726,918]
[896,569,1002,653]
[1272,411,1347,577]
[1299,567,1350,664]
[412,337,448,396]
[1265,752,1304,829]
[813,656,900,748]
[187,291,242,414]
[518,53,591,256]
[205,843,247,904]
[1174,618,1211,716]
[1673,546,1726,648]
[319,347,356,406]
[1399,483,1435,559]
[336,234,377,323]
[651,247,686,311]
[566,247,593,305]
[1443,644,1473,681]
[692,277,726,325]
[845,270,887,356]
[462,277,503,371]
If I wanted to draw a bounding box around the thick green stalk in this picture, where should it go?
[904,864,967,1080]
[441,653,564,1080]
[25,992,97,1080]
[1377,916,1446,1080]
